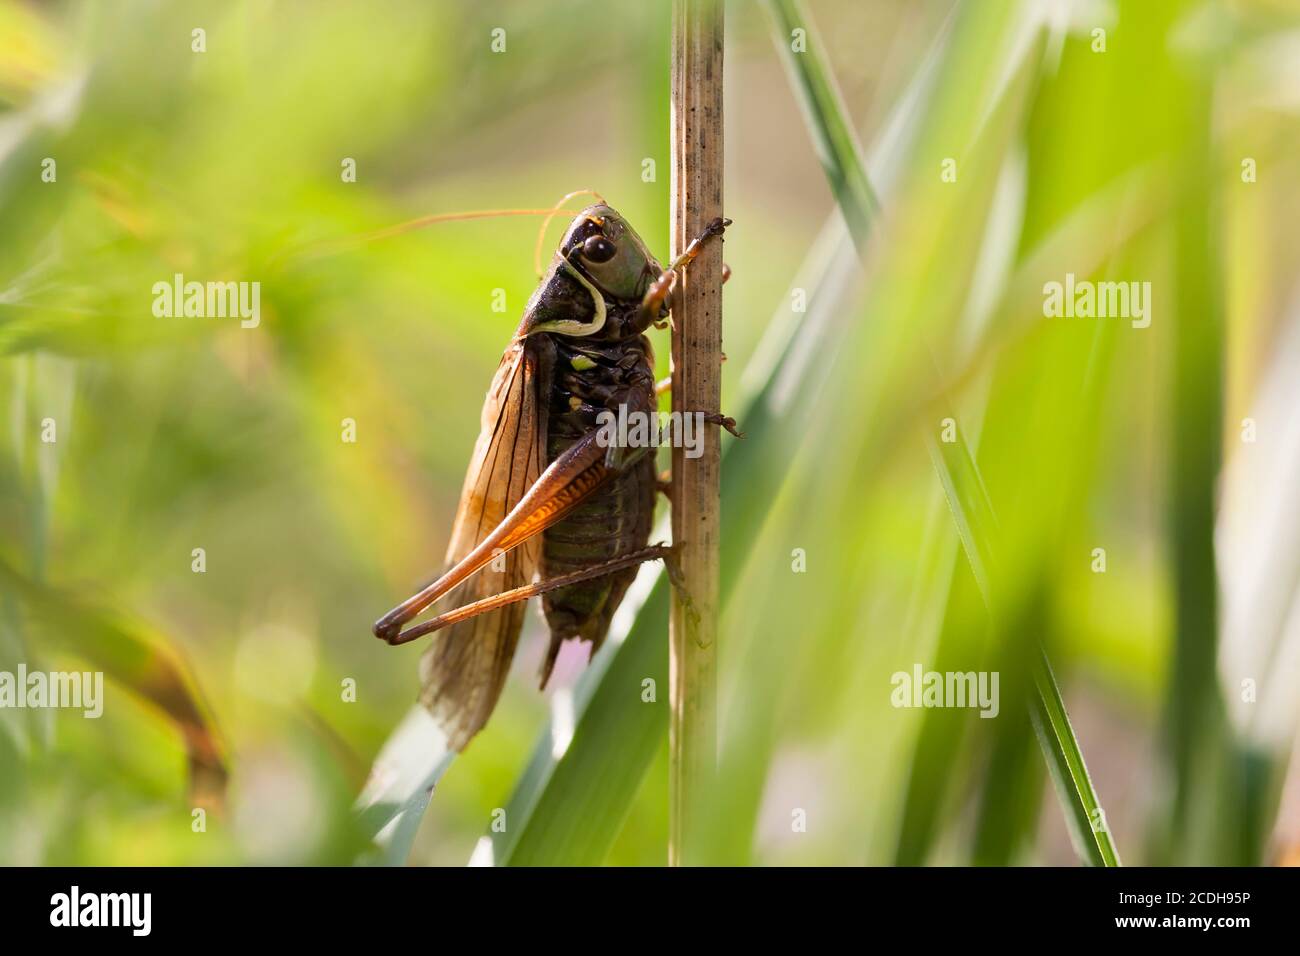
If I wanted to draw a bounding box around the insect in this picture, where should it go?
[372,201,734,751]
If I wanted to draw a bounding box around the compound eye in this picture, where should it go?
[582,234,617,263]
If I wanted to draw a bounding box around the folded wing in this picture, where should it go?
[419,335,554,751]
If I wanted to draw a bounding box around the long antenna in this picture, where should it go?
[279,207,583,267]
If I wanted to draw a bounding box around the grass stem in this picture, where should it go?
[669,0,725,867]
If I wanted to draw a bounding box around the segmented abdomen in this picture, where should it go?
[538,336,657,683]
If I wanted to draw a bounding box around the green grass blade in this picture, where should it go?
[354,707,453,864]
[763,0,878,246]
[972,691,1045,865]
[769,0,1120,866]
[929,409,1120,866]
[1156,64,1228,866]
[1031,647,1121,866]
[495,577,669,865]
[893,556,985,864]
[926,421,997,600]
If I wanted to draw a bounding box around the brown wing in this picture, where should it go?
[418,334,554,751]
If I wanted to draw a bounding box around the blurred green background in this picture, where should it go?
[2,0,1300,866]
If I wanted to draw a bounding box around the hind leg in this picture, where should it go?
[379,546,672,647]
